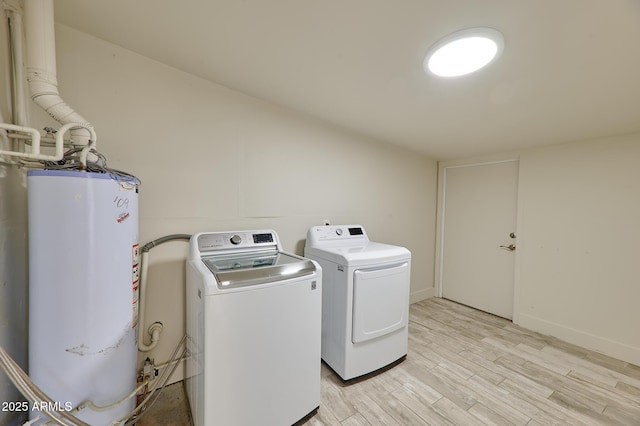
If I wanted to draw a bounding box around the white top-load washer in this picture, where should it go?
[305,225,411,381]
[186,230,321,426]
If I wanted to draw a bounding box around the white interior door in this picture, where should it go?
[440,160,518,319]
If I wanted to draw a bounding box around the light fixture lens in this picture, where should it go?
[425,28,504,77]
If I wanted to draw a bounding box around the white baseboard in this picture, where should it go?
[518,313,640,367]
[410,287,435,304]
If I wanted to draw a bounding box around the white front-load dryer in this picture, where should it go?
[304,225,411,381]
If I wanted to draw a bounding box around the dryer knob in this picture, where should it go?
[230,235,242,245]
[335,228,343,236]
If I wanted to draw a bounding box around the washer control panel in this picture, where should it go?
[197,230,278,253]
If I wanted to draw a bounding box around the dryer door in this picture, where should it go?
[352,262,410,343]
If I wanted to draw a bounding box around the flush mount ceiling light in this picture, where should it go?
[424,27,504,77]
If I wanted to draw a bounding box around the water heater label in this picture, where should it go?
[132,244,140,328]
[132,244,140,264]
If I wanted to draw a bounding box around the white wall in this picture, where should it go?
[28,25,438,374]
[437,136,640,366]
[516,134,640,365]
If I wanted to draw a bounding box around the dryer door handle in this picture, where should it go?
[356,262,409,274]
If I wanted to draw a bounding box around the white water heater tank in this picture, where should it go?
[28,170,139,425]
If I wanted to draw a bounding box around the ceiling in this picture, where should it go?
[53,0,640,160]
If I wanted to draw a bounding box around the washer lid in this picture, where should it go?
[305,242,410,267]
[202,251,317,289]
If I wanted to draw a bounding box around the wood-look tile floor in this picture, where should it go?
[141,298,640,425]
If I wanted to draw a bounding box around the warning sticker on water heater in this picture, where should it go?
[132,244,140,328]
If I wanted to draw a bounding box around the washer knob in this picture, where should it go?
[230,235,242,245]
[335,228,343,236]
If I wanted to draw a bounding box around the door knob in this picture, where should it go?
[500,244,516,251]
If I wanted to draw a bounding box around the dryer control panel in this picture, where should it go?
[307,225,369,246]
